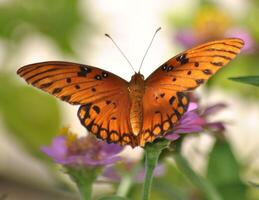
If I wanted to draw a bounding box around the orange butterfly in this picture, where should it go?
[17,37,244,147]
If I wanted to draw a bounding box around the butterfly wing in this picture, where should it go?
[17,61,138,147]
[139,38,244,146]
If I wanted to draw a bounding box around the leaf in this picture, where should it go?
[207,139,247,200]
[229,76,259,87]
[0,74,61,158]
[0,0,91,54]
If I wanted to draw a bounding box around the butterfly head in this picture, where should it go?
[130,73,144,84]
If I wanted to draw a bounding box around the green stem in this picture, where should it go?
[142,139,169,200]
[67,167,98,200]
[172,153,222,200]
[117,164,142,197]
[78,180,92,200]
[116,174,132,197]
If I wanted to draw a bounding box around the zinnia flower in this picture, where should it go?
[41,130,123,167]
[165,100,226,141]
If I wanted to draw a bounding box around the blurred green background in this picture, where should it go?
[0,0,259,199]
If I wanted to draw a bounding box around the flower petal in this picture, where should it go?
[165,133,180,141]
[41,136,68,163]
[205,122,226,132]
[101,143,123,156]
[187,102,199,112]
[202,103,227,117]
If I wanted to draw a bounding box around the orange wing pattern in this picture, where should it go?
[17,62,138,146]
[17,38,244,148]
[139,38,244,145]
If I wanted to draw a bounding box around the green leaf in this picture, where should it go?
[66,167,99,200]
[0,74,61,158]
[173,153,222,200]
[0,0,91,54]
[229,76,259,87]
[207,139,247,200]
[99,196,129,200]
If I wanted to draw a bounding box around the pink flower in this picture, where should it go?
[41,133,123,167]
[165,101,226,141]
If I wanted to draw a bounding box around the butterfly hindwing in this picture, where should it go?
[140,38,244,145]
[139,87,189,146]
[77,94,138,147]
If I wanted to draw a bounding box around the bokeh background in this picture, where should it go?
[0,0,259,199]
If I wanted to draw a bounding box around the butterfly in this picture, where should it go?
[17,38,244,147]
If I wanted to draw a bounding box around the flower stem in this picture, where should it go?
[117,164,140,197]
[172,153,222,200]
[78,180,92,200]
[142,139,169,200]
[116,174,132,197]
[67,167,98,200]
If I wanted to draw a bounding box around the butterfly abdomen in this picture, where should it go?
[129,74,145,136]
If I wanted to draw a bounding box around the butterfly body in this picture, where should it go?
[17,38,244,147]
[128,73,145,136]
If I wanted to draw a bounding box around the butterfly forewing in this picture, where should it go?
[17,61,138,147]
[139,38,244,145]
[17,61,128,105]
[146,38,244,90]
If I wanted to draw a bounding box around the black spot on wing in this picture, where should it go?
[167,66,174,71]
[66,78,72,83]
[83,103,92,119]
[176,53,189,65]
[78,65,91,77]
[169,96,176,105]
[211,62,223,66]
[41,82,53,89]
[203,69,212,75]
[102,72,108,78]
[53,87,62,94]
[92,105,100,114]
[196,79,204,84]
[94,75,102,80]
[161,64,168,71]
[61,95,71,101]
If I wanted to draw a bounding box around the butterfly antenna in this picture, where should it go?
[105,33,136,73]
[138,27,161,73]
